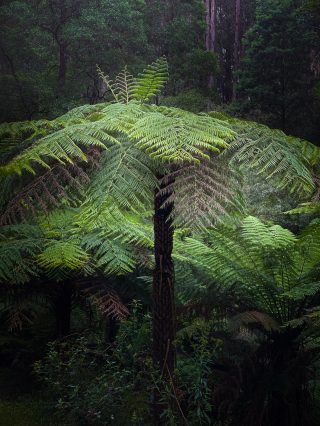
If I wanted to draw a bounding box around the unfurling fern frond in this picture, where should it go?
[131,56,169,102]
[97,65,135,104]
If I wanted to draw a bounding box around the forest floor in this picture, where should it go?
[0,366,58,426]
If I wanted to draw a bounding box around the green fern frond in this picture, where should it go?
[297,219,320,271]
[0,123,110,176]
[131,56,169,102]
[174,217,318,322]
[82,232,136,275]
[130,108,234,163]
[0,224,42,283]
[161,157,243,227]
[78,141,157,224]
[56,103,107,122]
[37,239,89,270]
[210,113,316,195]
[284,202,320,215]
[241,216,296,250]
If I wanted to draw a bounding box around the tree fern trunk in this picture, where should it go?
[152,177,176,421]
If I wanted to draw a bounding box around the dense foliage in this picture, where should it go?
[1,1,320,425]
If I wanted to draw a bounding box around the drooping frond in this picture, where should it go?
[78,279,129,319]
[0,224,42,284]
[0,121,113,176]
[174,217,319,323]
[160,157,243,228]
[210,113,316,196]
[297,219,320,271]
[78,141,157,224]
[81,231,136,275]
[0,162,90,224]
[0,282,50,331]
[37,239,90,271]
[131,57,169,102]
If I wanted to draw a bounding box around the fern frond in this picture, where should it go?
[211,113,316,195]
[82,231,136,275]
[0,224,42,284]
[78,141,157,224]
[130,108,234,163]
[160,157,243,228]
[79,279,129,319]
[0,122,111,176]
[131,57,169,102]
[0,161,93,225]
[297,219,320,271]
[115,67,135,104]
[96,65,120,102]
[37,239,89,270]
[284,202,320,215]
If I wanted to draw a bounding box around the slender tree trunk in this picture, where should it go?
[58,41,68,88]
[205,0,217,89]
[55,280,72,338]
[233,0,241,99]
[152,177,176,422]
[57,0,68,88]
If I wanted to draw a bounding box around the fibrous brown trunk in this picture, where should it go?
[205,0,217,89]
[152,177,176,422]
[55,280,72,338]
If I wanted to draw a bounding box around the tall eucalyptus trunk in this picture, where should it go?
[205,0,217,89]
[233,0,241,99]
[152,177,176,422]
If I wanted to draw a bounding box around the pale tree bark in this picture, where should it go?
[233,0,241,99]
[205,0,217,89]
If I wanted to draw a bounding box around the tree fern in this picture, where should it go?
[174,217,320,324]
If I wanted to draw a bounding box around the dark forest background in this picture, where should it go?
[1,0,320,144]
